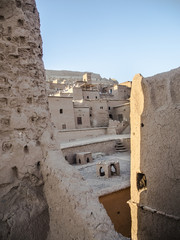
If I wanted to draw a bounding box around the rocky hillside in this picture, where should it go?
[46,69,118,85]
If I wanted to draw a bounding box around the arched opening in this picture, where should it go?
[87,157,89,163]
[79,159,81,164]
[110,164,117,176]
[99,167,105,176]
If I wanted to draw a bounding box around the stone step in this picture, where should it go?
[115,149,127,152]
[115,145,126,148]
[116,147,126,150]
[115,140,127,152]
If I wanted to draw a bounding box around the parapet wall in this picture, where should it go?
[43,150,121,240]
[130,68,180,239]
[58,127,109,143]
[61,140,117,164]
[0,1,123,239]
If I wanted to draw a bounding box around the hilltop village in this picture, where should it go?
[46,70,131,135]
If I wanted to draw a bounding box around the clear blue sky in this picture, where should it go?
[36,0,180,83]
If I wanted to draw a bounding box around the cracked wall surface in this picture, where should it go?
[0,0,50,239]
[130,68,180,239]
[0,1,123,239]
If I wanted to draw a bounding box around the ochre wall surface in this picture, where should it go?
[111,85,130,100]
[61,140,117,164]
[58,127,108,143]
[130,69,180,240]
[48,96,76,130]
[73,87,83,101]
[74,106,91,129]
[113,104,130,123]
[99,188,131,238]
[107,99,128,118]
[0,1,124,239]
[82,89,100,100]
[86,100,109,127]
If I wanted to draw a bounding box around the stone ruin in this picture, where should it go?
[0,1,123,239]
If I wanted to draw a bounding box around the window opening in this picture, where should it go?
[77,117,82,125]
[109,114,113,119]
[137,173,147,190]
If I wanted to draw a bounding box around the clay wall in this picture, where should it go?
[107,100,129,119]
[85,100,109,127]
[0,1,123,239]
[113,103,130,123]
[130,69,180,239]
[61,140,117,164]
[99,188,131,238]
[48,96,75,130]
[0,0,51,238]
[110,85,130,100]
[74,106,91,129]
[83,72,92,84]
[82,90,100,100]
[57,127,109,143]
[43,149,121,240]
[121,138,130,151]
[73,87,83,101]
[119,81,132,88]
[118,85,131,100]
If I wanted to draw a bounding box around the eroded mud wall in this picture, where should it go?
[0,0,50,239]
[0,1,123,240]
[130,68,180,239]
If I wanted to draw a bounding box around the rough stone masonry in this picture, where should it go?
[0,1,123,239]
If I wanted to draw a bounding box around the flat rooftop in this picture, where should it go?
[60,134,130,149]
[74,151,130,197]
